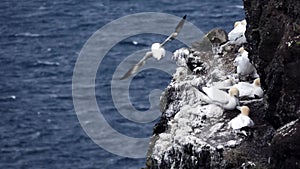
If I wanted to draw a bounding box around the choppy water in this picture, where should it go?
[0,0,244,168]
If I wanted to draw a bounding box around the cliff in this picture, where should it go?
[244,0,300,168]
[145,0,300,168]
[244,0,300,128]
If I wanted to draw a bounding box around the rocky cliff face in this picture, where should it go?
[244,0,300,128]
[244,0,300,168]
[145,1,300,168]
[145,31,275,168]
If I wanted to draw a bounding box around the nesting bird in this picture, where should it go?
[120,15,187,80]
[233,47,259,79]
[233,78,263,98]
[218,20,247,54]
[228,19,247,44]
[228,106,254,130]
[208,79,234,89]
[199,86,240,110]
[237,47,248,57]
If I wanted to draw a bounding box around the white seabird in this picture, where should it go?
[208,79,234,89]
[233,48,259,78]
[228,19,247,44]
[200,86,240,110]
[233,78,263,98]
[120,15,187,80]
[237,47,248,57]
[228,106,254,130]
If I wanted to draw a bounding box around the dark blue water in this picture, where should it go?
[0,0,244,168]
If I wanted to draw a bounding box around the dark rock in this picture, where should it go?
[206,29,228,44]
[192,28,228,52]
[270,119,300,169]
[186,54,207,74]
[244,0,300,168]
[243,0,300,128]
[155,86,179,135]
[152,115,168,135]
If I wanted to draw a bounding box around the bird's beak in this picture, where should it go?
[236,106,241,111]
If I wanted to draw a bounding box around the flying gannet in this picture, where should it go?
[120,15,187,80]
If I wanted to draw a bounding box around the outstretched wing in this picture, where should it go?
[119,51,153,80]
[160,15,187,47]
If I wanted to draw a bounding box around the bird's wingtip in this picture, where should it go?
[198,87,207,96]
[183,15,187,19]
[119,75,128,80]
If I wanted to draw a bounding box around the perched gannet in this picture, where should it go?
[208,79,234,89]
[237,47,248,57]
[200,86,240,110]
[120,15,187,80]
[233,48,259,78]
[228,19,247,44]
[233,78,263,98]
[228,106,254,130]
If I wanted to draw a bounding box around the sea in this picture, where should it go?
[0,0,244,168]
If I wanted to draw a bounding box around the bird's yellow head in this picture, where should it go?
[224,79,233,86]
[234,21,241,28]
[240,106,250,116]
[253,78,261,87]
[229,87,239,97]
[238,47,245,54]
[241,19,247,25]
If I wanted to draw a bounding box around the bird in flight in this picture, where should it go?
[120,15,187,80]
